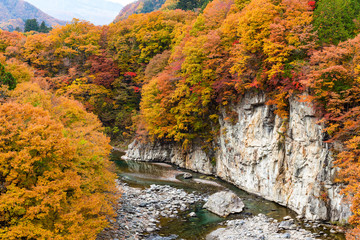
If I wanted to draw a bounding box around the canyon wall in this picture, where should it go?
[125,92,351,222]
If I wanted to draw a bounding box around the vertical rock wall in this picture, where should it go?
[125,93,351,222]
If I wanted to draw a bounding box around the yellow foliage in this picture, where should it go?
[3,82,118,239]
[5,58,34,83]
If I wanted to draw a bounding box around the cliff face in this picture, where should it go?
[125,92,351,222]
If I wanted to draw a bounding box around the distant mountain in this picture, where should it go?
[113,0,207,22]
[114,0,166,22]
[25,0,123,25]
[0,0,66,31]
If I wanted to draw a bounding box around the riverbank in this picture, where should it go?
[97,180,204,240]
[98,155,346,240]
[98,181,338,240]
[98,179,338,240]
[207,214,319,240]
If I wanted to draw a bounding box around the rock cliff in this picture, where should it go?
[125,92,351,222]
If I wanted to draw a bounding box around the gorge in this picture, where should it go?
[124,92,352,223]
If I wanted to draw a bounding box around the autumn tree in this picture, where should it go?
[5,58,34,84]
[140,0,234,147]
[107,10,196,81]
[87,52,120,88]
[0,101,116,239]
[305,34,360,239]
[0,30,24,56]
[23,33,57,73]
[3,82,118,239]
[50,19,101,73]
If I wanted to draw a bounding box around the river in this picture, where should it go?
[111,151,346,240]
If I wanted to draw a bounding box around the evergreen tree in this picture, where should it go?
[39,21,51,33]
[313,0,360,45]
[175,0,210,11]
[24,19,39,32]
[0,63,16,90]
[14,26,22,32]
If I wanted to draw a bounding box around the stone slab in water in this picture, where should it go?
[203,191,244,217]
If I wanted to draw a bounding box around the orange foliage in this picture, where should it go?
[1,82,118,239]
[0,101,117,239]
[306,35,360,236]
[3,0,360,235]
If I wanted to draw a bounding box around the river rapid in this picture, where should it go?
[98,151,346,240]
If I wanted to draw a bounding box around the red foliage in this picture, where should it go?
[250,80,260,88]
[88,52,120,88]
[124,72,137,78]
[308,1,316,10]
[133,86,140,92]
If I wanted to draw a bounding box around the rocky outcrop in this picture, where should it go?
[124,92,351,222]
[203,191,244,217]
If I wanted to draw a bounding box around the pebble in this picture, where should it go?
[206,214,320,240]
[97,180,204,240]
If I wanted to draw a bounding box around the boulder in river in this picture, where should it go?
[183,172,193,179]
[203,191,244,217]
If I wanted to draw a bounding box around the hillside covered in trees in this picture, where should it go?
[1,0,360,239]
[0,0,65,32]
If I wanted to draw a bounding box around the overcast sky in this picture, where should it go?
[108,0,135,5]
[25,0,136,25]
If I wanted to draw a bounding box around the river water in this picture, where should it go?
[111,151,346,240]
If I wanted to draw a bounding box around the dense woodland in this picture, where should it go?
[1,0,360,239]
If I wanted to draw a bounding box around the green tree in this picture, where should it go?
[38,21,51,33]
[313,0,360,45]
[175,0,210,10]
[24,19,39,32]
[0,62,16,90]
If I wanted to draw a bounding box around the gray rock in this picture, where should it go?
[146,227,155,232]
[183,172,193,179]
[283,233,291,238]
[189,212,197,217]
[206,214,317,240]
[279,220,295,229]
[203,191,244,217]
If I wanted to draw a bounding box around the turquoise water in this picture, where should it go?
[111,151,346,240]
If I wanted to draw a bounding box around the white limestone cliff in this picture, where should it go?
[124,92,351,222]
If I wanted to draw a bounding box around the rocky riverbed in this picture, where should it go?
[97,178,343,240]
[206,214,320,240]
[97,180,204,240]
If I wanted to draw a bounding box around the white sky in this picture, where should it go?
[108,0,136,5]
[25,0,138,25]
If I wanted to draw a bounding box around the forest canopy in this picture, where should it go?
[1,0,360,238]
